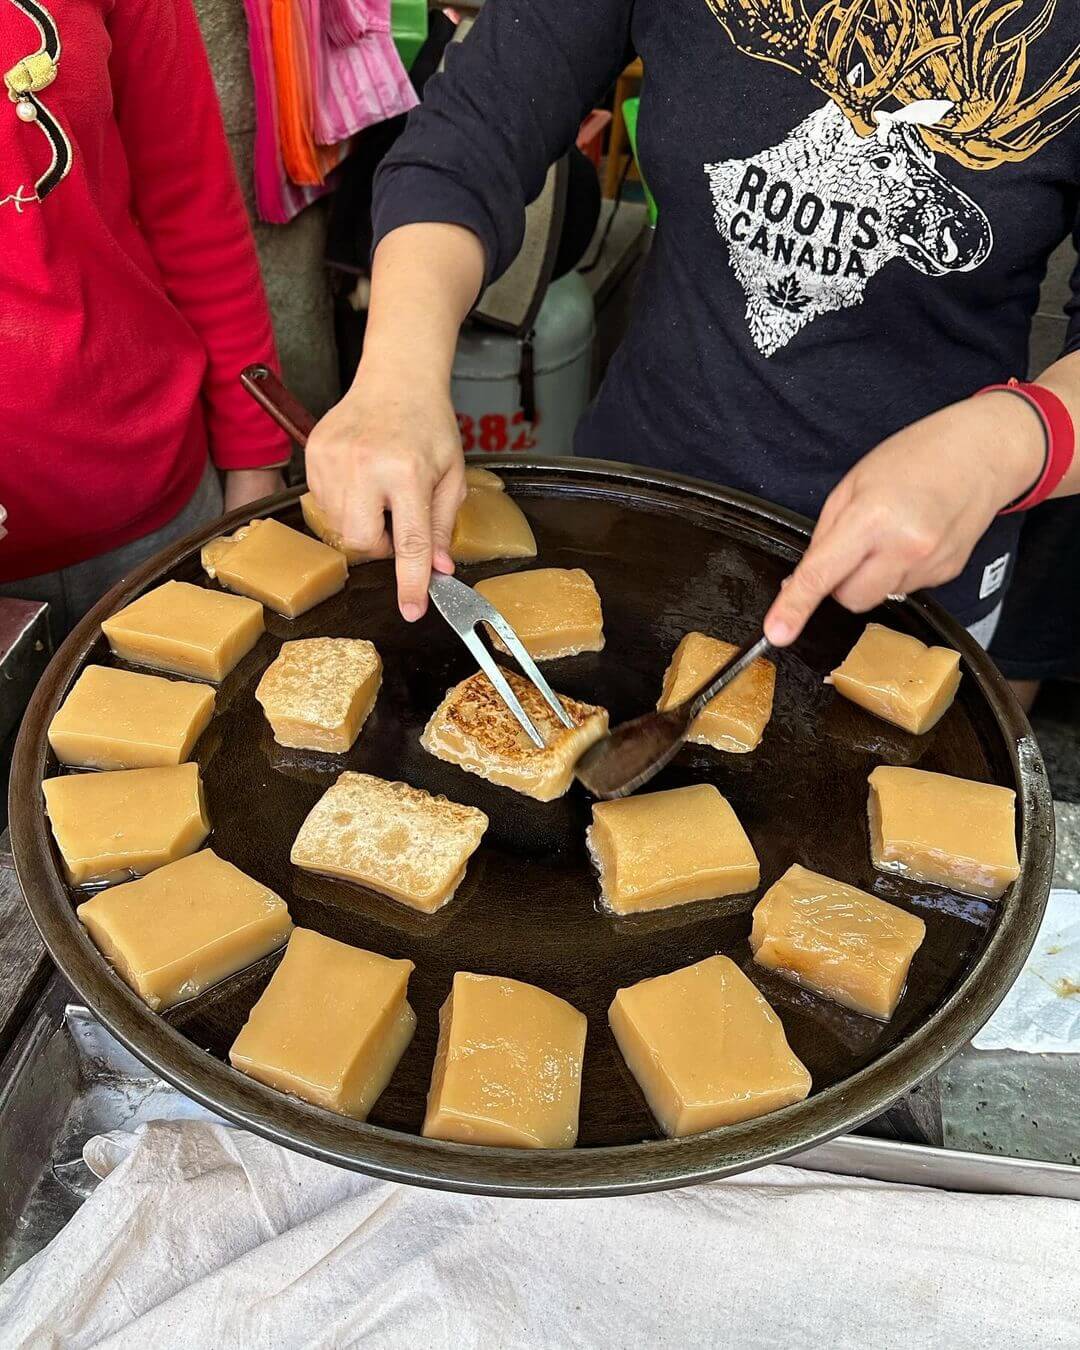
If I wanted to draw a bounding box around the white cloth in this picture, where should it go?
[974,889,1080,1052]
[1,1119,1078,1349]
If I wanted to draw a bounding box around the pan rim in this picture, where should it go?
[8,456,1053,1197]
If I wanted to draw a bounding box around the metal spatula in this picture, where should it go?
[240,364,572,749]
[574,635,773,800]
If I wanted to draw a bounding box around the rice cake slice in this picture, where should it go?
[76,849,292,1010]
[421,669,607,801]
[474,568,604,660]
[202,518,347,618]
[423,972,587,1149]
[102,580,264,682]
[463,466,504,491]
[868,765,1019,901]
[827,623,961,734]
[587,784,759,914]
[256,638,381,752]
[751,863,926,1020]
[43,763,209,886]
[303,470,515,565]
[657,632,775,753]
[290,771,488,912]
[230,928,415,1119]
[609,955,811,1137]
[48,665,215,770]
[450,469,537,564]
[300,491,365,565]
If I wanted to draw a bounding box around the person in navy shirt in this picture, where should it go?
[306,0,1080,652]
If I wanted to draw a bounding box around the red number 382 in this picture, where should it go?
[456,411,539,453]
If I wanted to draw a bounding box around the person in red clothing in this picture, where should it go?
[0,0,290,633]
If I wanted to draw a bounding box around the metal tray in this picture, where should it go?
[8,458,1055,1196]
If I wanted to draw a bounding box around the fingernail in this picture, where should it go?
[401,603,422,622]
[767,618,793,646]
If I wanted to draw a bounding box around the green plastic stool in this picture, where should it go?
[622,96,657,226]
[392,0,428,71]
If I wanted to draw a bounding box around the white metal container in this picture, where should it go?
[451,272,595,458]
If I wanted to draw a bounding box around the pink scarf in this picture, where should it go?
[303,0,417,147]
[242,0,416,222]
[243,0,333,223]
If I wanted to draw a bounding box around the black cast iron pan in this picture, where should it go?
[8,459,1054,1196]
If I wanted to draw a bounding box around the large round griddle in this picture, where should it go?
[9,458,1054,1196]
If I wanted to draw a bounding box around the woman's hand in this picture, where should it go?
[223,468,286,513]
[763,393,1046,647]
[304,361,466,621]
[302,223,484,622]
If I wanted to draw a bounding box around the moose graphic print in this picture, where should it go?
[704,0,1080,356]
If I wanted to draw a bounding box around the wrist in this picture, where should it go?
[972,390,1047,510]
[353,348,452,401]
[225,466,286,481]
[223,466,285,512]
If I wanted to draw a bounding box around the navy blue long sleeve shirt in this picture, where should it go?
[373,0,1080,627]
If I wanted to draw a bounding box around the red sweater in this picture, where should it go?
[0,0,290,581]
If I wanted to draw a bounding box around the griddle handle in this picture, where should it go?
[241,364,316,448]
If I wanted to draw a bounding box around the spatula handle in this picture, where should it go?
[688,635,774,721]
[241,364,316,448]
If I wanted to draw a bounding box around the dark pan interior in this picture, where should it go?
[10,460,1051,1193]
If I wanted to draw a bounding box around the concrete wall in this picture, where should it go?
[193,0,340,421]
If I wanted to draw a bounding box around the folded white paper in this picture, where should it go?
[973,889,1080,1052]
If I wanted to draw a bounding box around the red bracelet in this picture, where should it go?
[975,379,1075,515]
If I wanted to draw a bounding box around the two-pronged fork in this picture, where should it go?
[426,571,573,748]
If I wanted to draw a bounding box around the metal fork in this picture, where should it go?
[427,572,574,748]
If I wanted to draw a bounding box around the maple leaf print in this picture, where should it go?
[765,273,811,314]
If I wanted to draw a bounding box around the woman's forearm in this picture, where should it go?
[305,222,486,620]
[110,0,290,472]
[352,223,486,395]
[764,353,1080,645]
